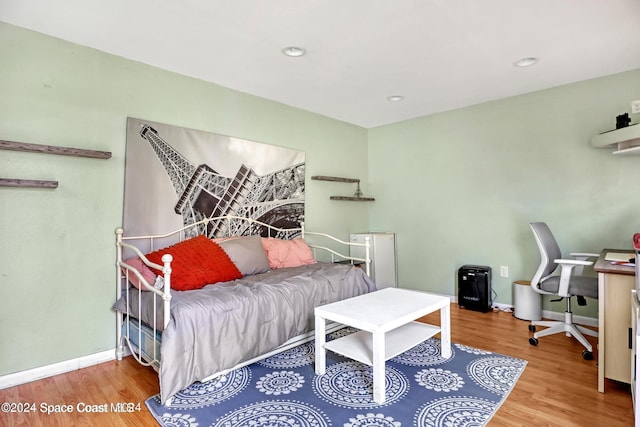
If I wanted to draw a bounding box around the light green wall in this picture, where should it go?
[368,69,640,317]
[2,20,639,378]
[0,23,369,376]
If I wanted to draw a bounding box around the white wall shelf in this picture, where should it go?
[591,124,640,155]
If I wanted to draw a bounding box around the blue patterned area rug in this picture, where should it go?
[146,328,527,427]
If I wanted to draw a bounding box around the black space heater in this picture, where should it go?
[458,265,492,312]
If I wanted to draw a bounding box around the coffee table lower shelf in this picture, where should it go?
[314,288,451,404]
[324,321,439,365]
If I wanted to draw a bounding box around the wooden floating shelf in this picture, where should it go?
[0,140,112,159]
[312,175,374,201]
[311,175,360,183]
[330,196,375,202]
[0,139,111,189]
[0,178,58,189]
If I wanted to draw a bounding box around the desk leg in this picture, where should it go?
[372,331,385,404]
[315,315,326,375]
[440,303,452,359]
[598,272,605,393]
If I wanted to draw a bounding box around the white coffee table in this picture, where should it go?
[314,287,451,404]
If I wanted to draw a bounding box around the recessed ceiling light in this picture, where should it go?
[281,46,306,57]
[387,95,404,102]
[514,57,539,67]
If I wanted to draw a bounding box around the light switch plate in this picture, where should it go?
[499,266,509,278]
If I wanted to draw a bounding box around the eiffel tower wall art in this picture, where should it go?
[123,117,305,246]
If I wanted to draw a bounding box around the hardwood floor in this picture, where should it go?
[0,305,634,426]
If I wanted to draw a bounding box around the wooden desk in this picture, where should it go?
[594,248,636,393]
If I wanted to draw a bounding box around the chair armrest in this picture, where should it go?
[553,258,592,297]
[570,252,599,260]
[555,258,593,266]
[566,254,596,276]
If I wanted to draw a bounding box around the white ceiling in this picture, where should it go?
[2,0,640,128]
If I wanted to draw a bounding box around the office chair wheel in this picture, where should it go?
[582,350,593,361]
[529,337,538,346]
[528,324,536,333]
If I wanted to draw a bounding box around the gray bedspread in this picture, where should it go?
[116,262,375,404]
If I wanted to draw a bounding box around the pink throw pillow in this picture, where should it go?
[261,238,317,269]
[121,257,158,290]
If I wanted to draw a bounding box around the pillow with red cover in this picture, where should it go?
[145,235,242,291]
[261,237,317,269]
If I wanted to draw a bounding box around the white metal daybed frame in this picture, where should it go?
[115,215,370,405]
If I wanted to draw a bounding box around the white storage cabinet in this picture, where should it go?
[350,232,397,289]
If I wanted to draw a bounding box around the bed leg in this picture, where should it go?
[116,312,124,361]
[115,347,124,361]
[115,336,124,361]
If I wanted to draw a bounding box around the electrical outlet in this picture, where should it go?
[632,100,640,114]
[499,266,509,278]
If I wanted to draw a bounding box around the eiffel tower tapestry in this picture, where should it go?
[123,118,305,241]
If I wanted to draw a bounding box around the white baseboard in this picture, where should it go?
[540,309,598,328]
[448,293,598,326]
[0,349,116,390]
[445,293,515,312]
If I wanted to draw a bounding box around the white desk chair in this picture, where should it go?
[528,222,599,360]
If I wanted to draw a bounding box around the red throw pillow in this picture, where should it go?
[145,235,242,291]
